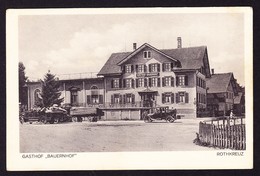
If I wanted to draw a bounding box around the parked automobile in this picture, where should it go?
[142,106,179,123]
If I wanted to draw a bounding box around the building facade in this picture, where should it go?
[206,72,238,116]
[98,42,211,119]
[26,77,105,110]
[27,40,245,119]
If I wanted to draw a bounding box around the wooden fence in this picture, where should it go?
[198,117,246,150]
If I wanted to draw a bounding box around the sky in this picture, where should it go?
[19,12,245,85]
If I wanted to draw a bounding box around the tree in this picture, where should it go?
[19,62,28,105]
[40,71,64,107]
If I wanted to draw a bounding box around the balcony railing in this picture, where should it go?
[63,101,155,109]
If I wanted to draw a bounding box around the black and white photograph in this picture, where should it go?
[7,7,253,170]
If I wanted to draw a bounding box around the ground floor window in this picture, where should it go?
[114,94,120,103]
[162,92,174,104]
[176,92,189,103]
[126,94,132,103]
[92,95,99,104]
[87,94,103,105]
[71,91,78,105]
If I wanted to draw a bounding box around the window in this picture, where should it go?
[114,94,120,104]
[137,64,144,73]
[165,94,171,103]
[179,76,185,86]
[71,91,78,105]
[144,51,151,59]
[150,64,158,72]
[176,92,189,103]
[164,63,171,71]
[177,75,188,86]
[125,65,132,73]
[162,93,174,104]
[151,77,157,87]
[137,78,144,87]
[112,79,120,88]
[165,77,171,86]
[125,79,132,88]
[34,89,41,104]
[179,92,185,103]
[126,94,132,103]
[91,95,99,104]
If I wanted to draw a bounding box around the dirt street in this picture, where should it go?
[20,119,215,152]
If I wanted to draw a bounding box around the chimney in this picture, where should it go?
[177,37,182,48]
[133,43,137,50]
[211,68,214,75]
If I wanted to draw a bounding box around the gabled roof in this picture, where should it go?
[98,44,207,76]
[162,46,207,70]
[117,43,179,65]
[206,73,233,93]
[98,52,130,75]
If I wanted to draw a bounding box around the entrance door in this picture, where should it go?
[141,93,156,107]
[71,90,78,106]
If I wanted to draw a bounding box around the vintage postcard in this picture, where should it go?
[6,7,253,170]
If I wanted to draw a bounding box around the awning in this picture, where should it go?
[138,88,158,94]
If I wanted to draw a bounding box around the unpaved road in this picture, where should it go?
[20,119,216,152]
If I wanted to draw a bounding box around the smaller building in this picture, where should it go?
[26,77,105,110]
[206,72,238,116]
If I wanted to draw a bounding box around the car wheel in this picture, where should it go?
[72,116,77,122]
[166,116,173,123]
[54,118,59,123]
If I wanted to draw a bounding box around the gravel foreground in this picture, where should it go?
[20,119,216,153]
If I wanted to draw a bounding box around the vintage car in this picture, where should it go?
[142,106,179,123]
[22,105,71,124]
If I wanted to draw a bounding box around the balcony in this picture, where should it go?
[62,101,155,109]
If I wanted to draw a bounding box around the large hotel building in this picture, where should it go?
[26,38,242,119]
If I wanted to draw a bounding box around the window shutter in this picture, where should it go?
[185,75,188,86]
[119,79,122,88]
[132,94,135,104]
[111,95,114,104]
[111,80,114,88]
[171,77,174,87]
[148,78,152,87]
[144,78,147,87]
[123,94,126,104]
[185,92,189,103]
[136,79,139,88]
[157,78,160,87]
[99,95,103,104]
[171,62,174,70]
[162,77,165,87]
[144,65,147,72]
[87,95,91,104]
[157,63,160,72]
[149,64,151,72]
[162,93,165,104]
[135,65,138,72]
[176,76,179,86]
[131,65,134,73]
[176,93,179,103]
[132,79,135,88]
[123,79,126,88]
[119,95,122,104]
[171,93,174,103]
[121,66,125,73]
[162,63,165,72]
